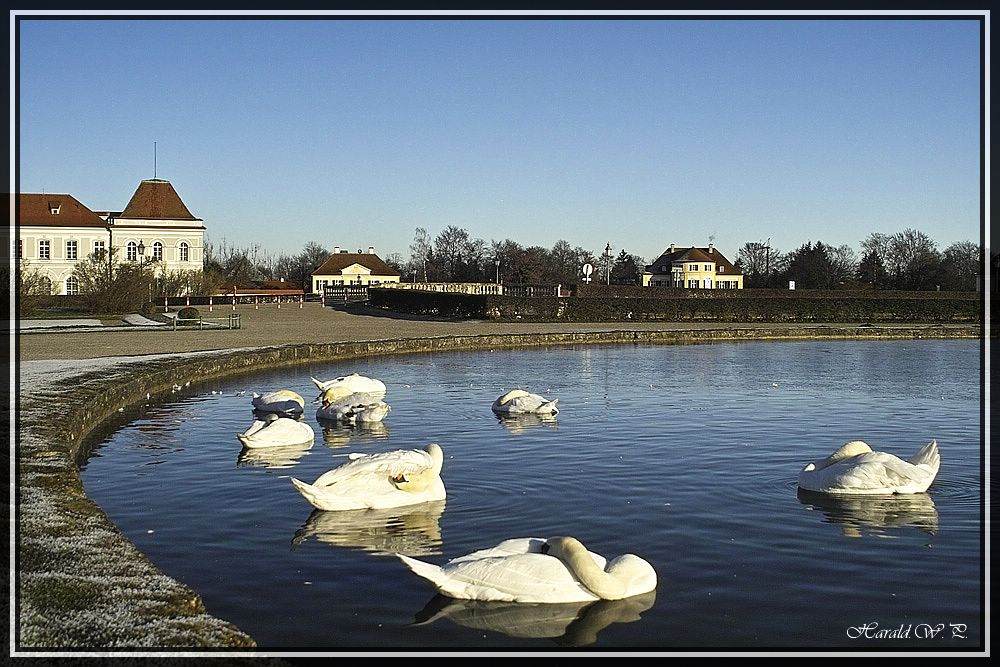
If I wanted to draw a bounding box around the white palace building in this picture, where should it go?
[13,178,206,295]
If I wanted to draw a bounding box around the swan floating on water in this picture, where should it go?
[491,389,559,415]
[310,373,386,400]
[251,389,305,416]
[315,386,391,423]
[797,439,940,495]
[290,443,445,511]
[237,413,315,449]
[397,536,657,603]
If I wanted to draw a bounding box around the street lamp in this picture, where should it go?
[495,258,501,284]
[604,243,612,285]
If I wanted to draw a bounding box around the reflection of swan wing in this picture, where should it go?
[292,501,445,556]
[496,413,558,433]
[411,590,657,646]
[797,488,940,536]
[237,442,312,469]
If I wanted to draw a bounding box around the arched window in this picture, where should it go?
[152,241,163,261]
[179,241,190,262]
[126,241,138,262]
[66,275,80,295]
[40,276,52,295]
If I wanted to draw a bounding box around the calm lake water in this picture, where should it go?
[80,340,983,651]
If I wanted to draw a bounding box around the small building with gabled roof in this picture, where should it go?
[310,246,401,294]
[643,243,744,289]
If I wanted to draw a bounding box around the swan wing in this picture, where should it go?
[811,452,937,493]
[312,448,435,487]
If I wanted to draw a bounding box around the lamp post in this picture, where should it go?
[495,258,501,284]
[604,243,612,285]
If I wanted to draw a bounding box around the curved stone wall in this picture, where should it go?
[15,326,981,650]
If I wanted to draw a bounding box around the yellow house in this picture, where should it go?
[642,244,744,289]
[310,246,401,294]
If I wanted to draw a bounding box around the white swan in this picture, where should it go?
[315,386,391,423]
[310,373,386,399]
[251,389,305,416]
[236,413,315,449]
[491,389,559,415]
[798,439,941,495]
[397,536,657,603]
[290,443,445,511]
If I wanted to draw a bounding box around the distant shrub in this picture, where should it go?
[177,307,201,324]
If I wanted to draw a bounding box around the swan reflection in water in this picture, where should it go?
[291,499,445,556]
[495,412,558,434]
[797,488,940,537]
[236,442,312,469]
[319,419,390,448]
[411,589,656,647]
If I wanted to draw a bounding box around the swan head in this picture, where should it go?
[321,385,354,405]
[542,536,657,600]
[807,440,874,472]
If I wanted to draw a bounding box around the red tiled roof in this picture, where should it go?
[12,193,108,228]
[118,179,200,220]
[645,246,743,275]
[312,252,400,277]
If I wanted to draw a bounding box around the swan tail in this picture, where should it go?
[397,554,455,595]
[290,477,327,508]
[310,376,326,390]
[909,439,940,469]
[236,434,252,448]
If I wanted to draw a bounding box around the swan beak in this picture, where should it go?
[392,474,407,483]
[540,542,551,555]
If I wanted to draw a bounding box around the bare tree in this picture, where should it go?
[434,226,472,281]
[409,227,432,282]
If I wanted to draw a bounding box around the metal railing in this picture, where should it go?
[171,313,241,330]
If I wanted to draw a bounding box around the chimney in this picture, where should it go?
[368,246,375,254]
[708,243,714,254]
[333,246,340,254]
[669,244,675,253]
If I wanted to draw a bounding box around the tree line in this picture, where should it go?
[15,224,987,316]
[736,229,983,291]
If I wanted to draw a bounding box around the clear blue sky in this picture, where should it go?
[15,13,984,265]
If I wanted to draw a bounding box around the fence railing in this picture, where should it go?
[170,313,241,330]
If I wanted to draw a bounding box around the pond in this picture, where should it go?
[80,339,983,651]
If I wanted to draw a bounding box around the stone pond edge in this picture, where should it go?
[15,324,982,651]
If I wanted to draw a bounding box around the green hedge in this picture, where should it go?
[368,289,981,323]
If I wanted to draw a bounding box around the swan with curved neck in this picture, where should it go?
[290,443,445,511]
[798,439,940,495]
[491,389,560,416]
[396,536,657,603]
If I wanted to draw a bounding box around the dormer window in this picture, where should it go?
[49,203,61,215]
[718,266,724,273]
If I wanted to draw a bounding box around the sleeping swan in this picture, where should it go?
[397,536,657,603]
[491,389,559,415]
[236,413,315,449]
[310,373,386,400]
[315,386,391,423]
[798,439,940,495]
[290,443,445,511]
[251,389,305,416]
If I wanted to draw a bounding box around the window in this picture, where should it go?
[152,241,163,261]
[18,239,22,259]
[704,278,713,289]
[687,279,699,289]
[93,240,106,259]
[40,276,52,294]
[705,264,712,271]
[659,265,666,272]
[179,241,189,262]
[689,264,698,271]
[66,240,78,260]
[718,266,724,273]
[66,275,80,295]
[127,241,138,262]
[38,240,50,260]
[49,203,61,215]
